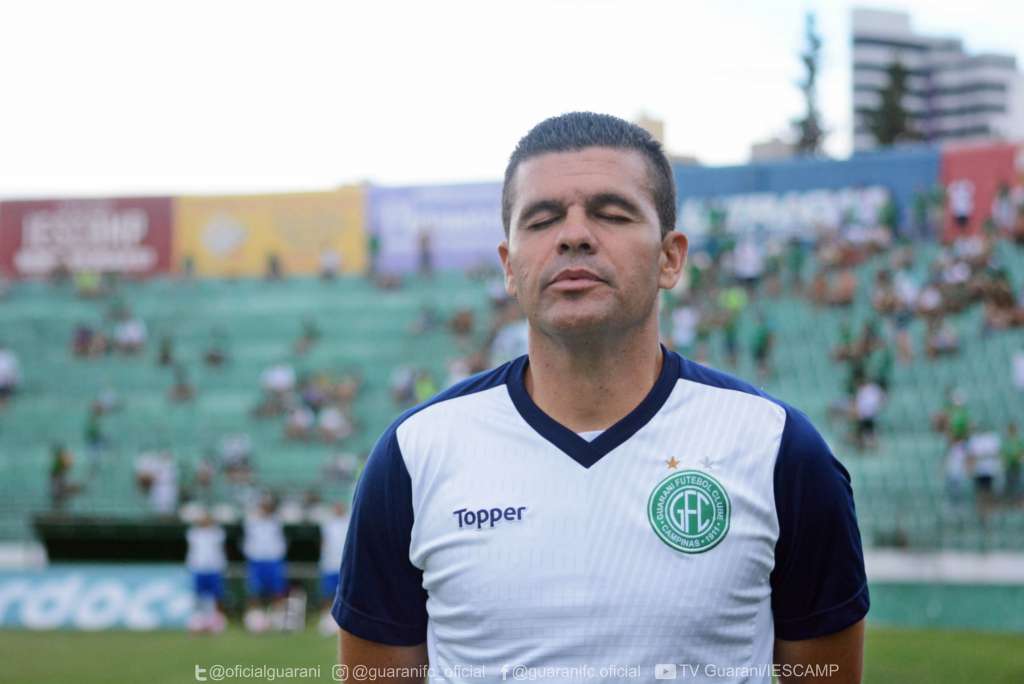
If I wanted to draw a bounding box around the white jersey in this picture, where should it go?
[320,515,351,572]
[186,526,227,572]
[334,349,868,683]
[243,514,286,561]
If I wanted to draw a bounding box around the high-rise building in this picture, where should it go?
[852,8,1024,150]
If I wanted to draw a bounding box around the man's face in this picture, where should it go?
[499,147,686,340]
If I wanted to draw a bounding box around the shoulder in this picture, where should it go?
[382,360,518,445]
[672,351,836,479]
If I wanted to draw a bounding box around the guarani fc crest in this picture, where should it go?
[647,470,731,553]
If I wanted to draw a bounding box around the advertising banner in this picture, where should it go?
[940,142,1019,240]
[172,188,366,277]
[368,182,503,274]
[0,197,173,278]
[678,186,891,237]
[0,565,192,630]
[674,145,940,237]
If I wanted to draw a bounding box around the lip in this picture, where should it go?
[550,268,604,284]
[547,268,605,292]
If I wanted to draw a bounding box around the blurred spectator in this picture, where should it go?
[367,231,381,278]
[185,511,227,634]
[944,438,971,514]
[91,386,121,415]
[670,300,700,358]
[134,449,179,515]
[0,344,21,408]
[418,227,434,278]
[49,443,82,510]
[243,494,288,633]
[204,329,229,367]
[933,387,971,442]
[316,502,350,636]
[730,233,764,294]
[114,314,147,355]
[410,304,441,336]
[83,405,106,475]
[449,309,475,338]
[321,451,359,482]
[319,246,341,281]
[1001,422,1022,503]
[968,431,1001,520]
[827,267,857,307]
[71,323,109,358]
[992,185,1015,234]
[947,179,974,238]
[0,269,10,300]
[318,405,353,443]
[413,370,439,404]
[751,313,774,380]
[1014,348,1024,393]
[220,433,254,483]
[785,237,807,292]
[853,378,885,450]
[294,318,321,355]
[255,362,296,417]
[1012,205,1024,245]
[285,406,315,441]
[74,270,105,298]
[925,317,960,359]
[157,334,175,366]
[390,366,416,406]
[265,253,284,281]
[169,365,196,403]
[488,302,529,367]
[717,286,747,367]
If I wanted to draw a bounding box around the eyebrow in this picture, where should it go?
[585,192,642,217]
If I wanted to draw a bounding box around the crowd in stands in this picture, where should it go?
[1,175,1022,612]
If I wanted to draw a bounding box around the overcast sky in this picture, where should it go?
[0,0,1020,199]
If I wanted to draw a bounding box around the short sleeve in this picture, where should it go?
[770,408,870,641]
[331,426,428,645]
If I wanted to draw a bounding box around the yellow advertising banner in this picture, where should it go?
[173,188,366,276]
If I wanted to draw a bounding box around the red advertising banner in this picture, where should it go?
[940,143,1018,241]
[0,197,173,278]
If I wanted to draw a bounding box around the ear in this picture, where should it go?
[658,231,688,290]
[498,240,517,297]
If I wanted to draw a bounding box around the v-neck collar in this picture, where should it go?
[505,346,680,469]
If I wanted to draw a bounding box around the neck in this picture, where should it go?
[523,320,664,433]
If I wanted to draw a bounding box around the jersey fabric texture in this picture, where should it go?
[333,348,868,682]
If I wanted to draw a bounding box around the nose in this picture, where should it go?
[556,206,596,255]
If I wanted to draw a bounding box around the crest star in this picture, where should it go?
[666,457,680,470]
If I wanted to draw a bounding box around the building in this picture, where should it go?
[852,8,1024,151]
[633,113,665,145]
[749,136,794,162]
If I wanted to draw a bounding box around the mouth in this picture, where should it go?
[548,268,606,292]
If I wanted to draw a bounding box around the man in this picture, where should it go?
[335,113,868,683]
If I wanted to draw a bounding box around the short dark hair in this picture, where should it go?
[501,112,676,236]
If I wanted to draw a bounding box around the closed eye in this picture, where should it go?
[529,216,560,229]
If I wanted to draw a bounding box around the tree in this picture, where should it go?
[865,59,919,146]
[792,12,825,155]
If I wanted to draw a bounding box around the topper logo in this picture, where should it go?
[453,506,527,529]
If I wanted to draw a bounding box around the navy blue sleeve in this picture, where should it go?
[770,407,869,641]
[331,425,428,645]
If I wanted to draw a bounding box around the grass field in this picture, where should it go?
[1,625,1022,683]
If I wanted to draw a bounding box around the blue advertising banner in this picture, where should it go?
[673,145,941,237]
[0,565,192,630]
[369,182,503,274]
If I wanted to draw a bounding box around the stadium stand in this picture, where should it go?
[1,234,1022,555]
